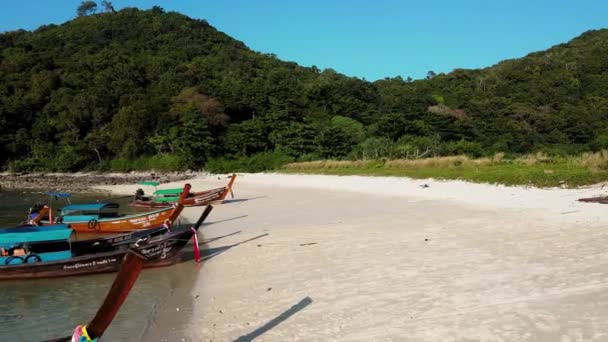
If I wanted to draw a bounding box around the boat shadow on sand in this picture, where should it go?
[203,215,249,227]
[200,233,269,262]
[234,296,313,342]
[176,231,269,262]
[222,196,267,205]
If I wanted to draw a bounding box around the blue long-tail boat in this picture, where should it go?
[0,224,73,265]
[0,206,212,280]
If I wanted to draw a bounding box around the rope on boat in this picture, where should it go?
[134,236,151,247]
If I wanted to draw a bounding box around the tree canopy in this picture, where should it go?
[76,1,98,16]
[1,6,607,171]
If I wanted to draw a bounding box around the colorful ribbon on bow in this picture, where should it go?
[191,227,201,263]
[71,325,98,342]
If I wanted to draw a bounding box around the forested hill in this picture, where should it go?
[424,29,608,154]
[1,7,607,172]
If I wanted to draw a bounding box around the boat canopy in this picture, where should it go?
[0,226,72,246]
[61,203,120,221]
[153,188,183,196]
[0,224,69,234]
[45,192,72,198]
[138,181,160,187]
[154,196,179,203]
[61,203,118,212]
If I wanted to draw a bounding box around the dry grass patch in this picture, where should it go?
[280,153,608,187]
[577,150,608,171]
[284,160,372,170]
[385,156,493,168]
[516,152,551,166]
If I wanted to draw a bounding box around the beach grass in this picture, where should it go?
[280,152,608,188]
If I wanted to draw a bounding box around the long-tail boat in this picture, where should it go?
[44,249,151,341]
[1,224,73,264]
[578,196,608,204]
[130,174,236,208]
[0,206,212,280]
[45,184,192,233]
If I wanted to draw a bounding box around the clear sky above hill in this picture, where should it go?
[1,0,607,80]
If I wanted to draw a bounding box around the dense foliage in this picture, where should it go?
[1,6,607,172]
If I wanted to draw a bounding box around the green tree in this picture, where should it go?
[170,112,214,166]
[330,116,365,143]
[77,1,98,16]
[101,1,115,13]
[2,7,608,171]
[374,113,407,141]
[359,137,393,159]
[172,87,228,129]
[591,133,608,151]
[392,135,441,159]
[222,119,269,156]
[270,123,318,158]
[108,105,152,158]
[317,126,353,158]
[84,127,111,167]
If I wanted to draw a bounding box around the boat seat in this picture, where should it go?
[0,246,25,256]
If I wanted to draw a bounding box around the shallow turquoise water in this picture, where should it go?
[0,189,199,341]
[0,189,133,226]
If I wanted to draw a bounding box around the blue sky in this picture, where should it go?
[1,0,607,80]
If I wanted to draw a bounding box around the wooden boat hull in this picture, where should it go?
[0,226,194,280]
[130,187,226,208]
[578,196,608,204]
[65,207,177,233]
[38,184,191,233]
[130,175,236,208]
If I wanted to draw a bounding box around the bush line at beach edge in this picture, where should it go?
[278,152,608,188]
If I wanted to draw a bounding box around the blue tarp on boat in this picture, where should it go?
[61,203,117,212]
[0,224,69,234]
[0,250,72,264]
[0,227,72,246]
[60,203,120,223]
[45,192,72,198]
[62,203,107,211]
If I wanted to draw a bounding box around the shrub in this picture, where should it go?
[110,158,133,172]
[206,151,294,173]
[591,133,608,151]
[578,150,608,171]
[441,140,484,158]
[391,135,441,159]
[358,137,393,159]
[146,154,188,171]
[7,158,39,173]
[110,154,188,172]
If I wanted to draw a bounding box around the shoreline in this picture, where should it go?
[5,168,608,194]
[0,171,202,192]
[96,173,608,341]
[97,172,608,223]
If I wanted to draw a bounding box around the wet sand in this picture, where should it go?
[97,174,608,341]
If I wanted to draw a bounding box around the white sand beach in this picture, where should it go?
[97,174,608,341]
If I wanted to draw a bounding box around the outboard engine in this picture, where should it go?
[27,201,48,221]
[135,188,145,200]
